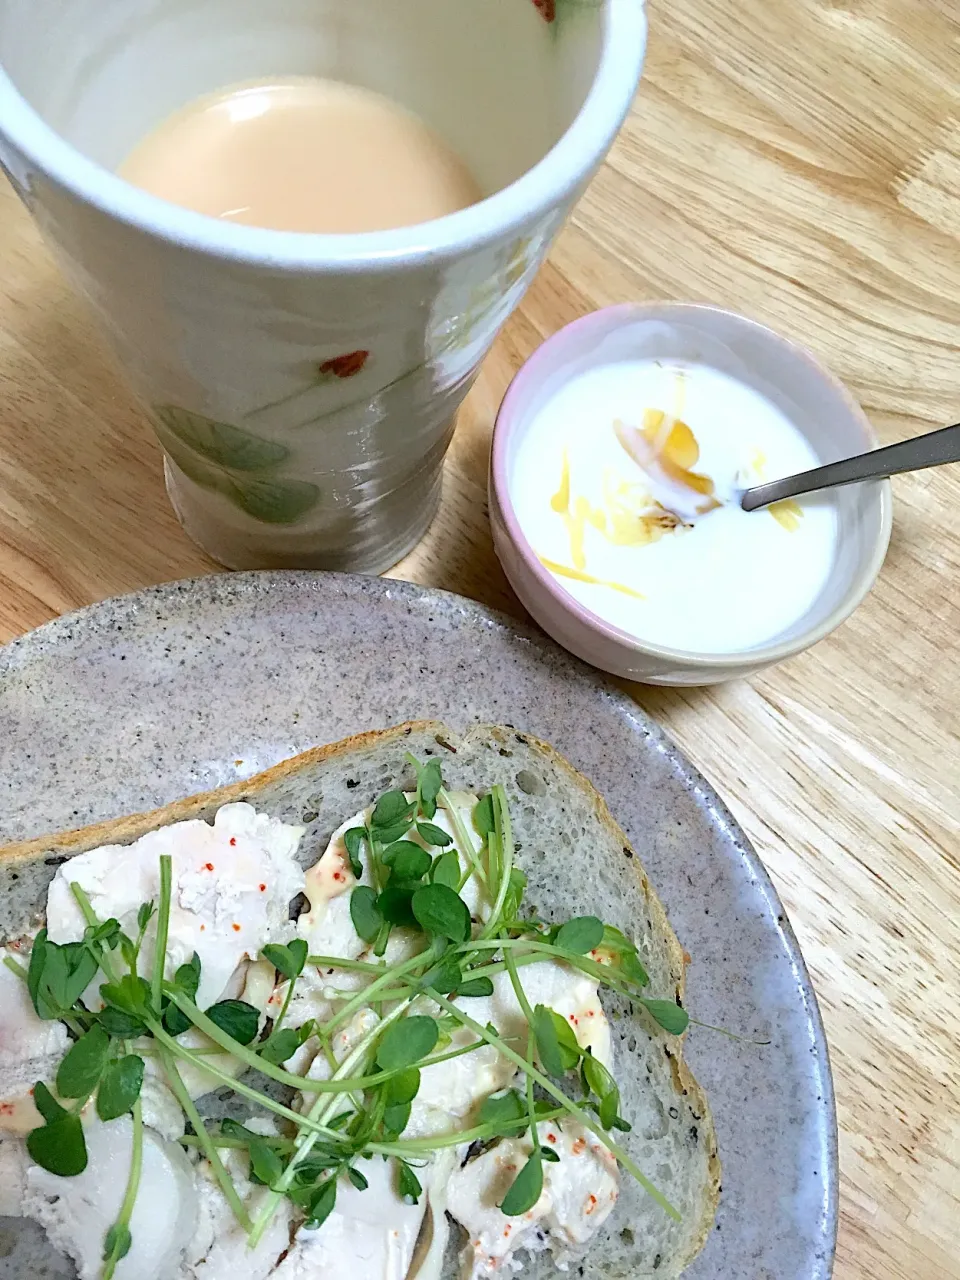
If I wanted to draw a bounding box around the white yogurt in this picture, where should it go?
[510,360,838,654]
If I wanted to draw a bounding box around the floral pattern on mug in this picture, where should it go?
[152,404,320,524]
[532,0,556,20]
[318,350,370,380]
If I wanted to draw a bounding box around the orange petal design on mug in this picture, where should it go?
[532,0,556,20]
[319,350,370,379]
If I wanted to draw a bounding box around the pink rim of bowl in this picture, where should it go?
[489,301,894,683]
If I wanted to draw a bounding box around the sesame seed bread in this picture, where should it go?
[0,721,720,1278]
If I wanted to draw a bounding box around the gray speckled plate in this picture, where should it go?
[0,572,836,1280]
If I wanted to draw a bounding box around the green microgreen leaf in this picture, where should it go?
[376,1017,438,1072]
[397,1160,423,1204]
[382,1099,412,1136]
[137,902,155,935]
[27,930,54,1020]
[173,953,202,1000]
[600,926,649,987]
[411,884,471,943]
[56,1024,110,1099]
[533,1005,581,1077]
[372,791,414,829]
[377,881,419,928]
[45,941,99,1014]
[204,999,260,1046]
[418,760,443,820]
[620,951,649,986]
[27,1114,87,1177]
[500,1150,543,1216]
[376,820,417,846]
[416,822,452,848]
[262,939,308,981]
[387,844,431,882]
[540,1145,561,1162]
[102,1224,132,1270]
[292,1153,341,1184]
[473,794,496,837]
[421,956,462,995]
[430,850,461,889]
[456,977,495,997]
[85,919,121,951]
[531,1005,562,1079]
[347,1166,369,1191]
[96,1055,145,1122]
[581,1052,625,1130]
[641,999,690,1036]
[258,1028,302,1066]
[479,1090,527,1128]
[101,974,153,1019]
[385,1067,421,1107]
[248,1136,284,1188]
[33,1081,67,1125]
[301,1177,337,1230]
[343,828,365,879]
[554,916,604,955]
[502,869,528,923]
[162,1003,192,1037]
[350,886,383,943]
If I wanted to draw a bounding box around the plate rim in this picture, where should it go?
[0,569,840,1273]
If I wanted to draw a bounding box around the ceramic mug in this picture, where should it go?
[0,0,646,572]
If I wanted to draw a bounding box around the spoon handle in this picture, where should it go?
[740,422,960,512]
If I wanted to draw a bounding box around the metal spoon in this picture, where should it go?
[740,422,960,512]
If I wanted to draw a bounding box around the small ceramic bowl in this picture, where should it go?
[489,302,893,685]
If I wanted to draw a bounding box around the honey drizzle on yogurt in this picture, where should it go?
[546,373,810,601]
[549,452,687,576]
[747,448,804,531]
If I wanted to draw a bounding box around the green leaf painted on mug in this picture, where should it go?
[155,433,224,495]
[151,405,320,525]
[154,405,289,471]
[224,476,320,524]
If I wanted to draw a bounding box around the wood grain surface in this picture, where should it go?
[1,2,959,1276]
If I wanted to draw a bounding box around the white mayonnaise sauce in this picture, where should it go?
[511,360,838,653]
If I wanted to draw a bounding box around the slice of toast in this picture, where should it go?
[0,721,720,1277]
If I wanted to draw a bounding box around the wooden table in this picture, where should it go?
[1,2,958,1276]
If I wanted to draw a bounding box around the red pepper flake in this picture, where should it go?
[232,923,241,932]
[503,1226,512,1237]
[546,1132,557,1143]
[585,1193,598,1214]
[572,1136,587,1155]
[0,1103,13,1115]
[259,883,267,892]
[333,871,345,883]
[229,837,237,847]
[205,862,215,871]
[200,924,206,932]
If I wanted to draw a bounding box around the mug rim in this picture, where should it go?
[0,0,646,273]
